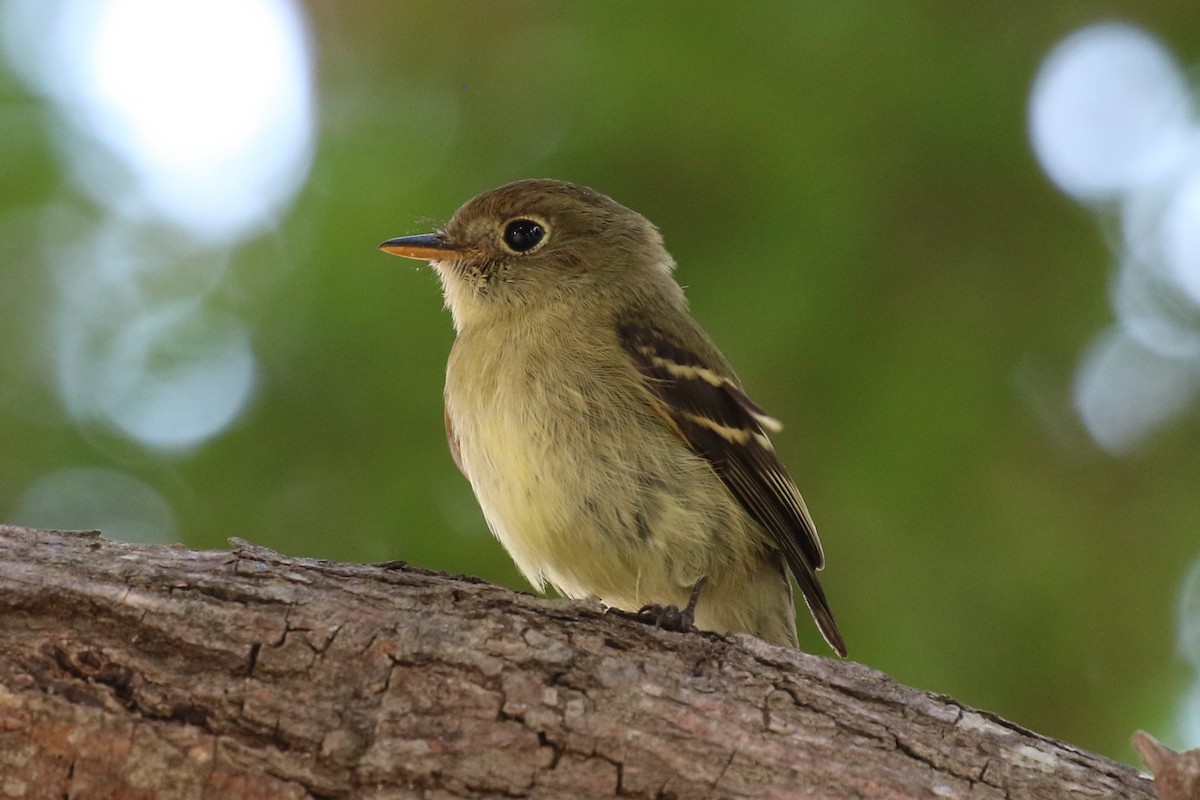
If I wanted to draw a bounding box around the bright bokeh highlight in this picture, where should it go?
[1033,22,1200,751]
[1,0,315,536]
[1029,23,1193,202]
[3,0,315,241]
[1030,22,1200,454]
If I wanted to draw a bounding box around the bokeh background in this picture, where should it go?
[2,0,1199,766]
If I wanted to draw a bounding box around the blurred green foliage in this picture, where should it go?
[2,0,1199,765]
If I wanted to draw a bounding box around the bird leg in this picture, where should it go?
[631,576,708,634]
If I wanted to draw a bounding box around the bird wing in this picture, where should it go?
[617,320,845,656]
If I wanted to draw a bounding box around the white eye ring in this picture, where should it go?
[500,215,551,254]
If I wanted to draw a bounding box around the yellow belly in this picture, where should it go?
[442,319,779,630]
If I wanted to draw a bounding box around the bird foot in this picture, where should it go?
[633,602,696,633]
[623,577,709,635]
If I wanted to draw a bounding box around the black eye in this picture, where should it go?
[502,219,545,253]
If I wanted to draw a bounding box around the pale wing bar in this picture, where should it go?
[618,320,845,656]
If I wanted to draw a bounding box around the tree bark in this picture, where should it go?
[0,525,1152,799]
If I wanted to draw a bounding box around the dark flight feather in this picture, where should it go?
[618,320,846,656]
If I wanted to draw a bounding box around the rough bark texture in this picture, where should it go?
[0,525,1153,799]
[1133,731,1200,800]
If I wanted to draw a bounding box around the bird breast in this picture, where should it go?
[443,314,741,606]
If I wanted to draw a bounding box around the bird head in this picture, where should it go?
[380,179,675,330]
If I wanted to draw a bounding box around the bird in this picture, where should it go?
[379,179,845,655]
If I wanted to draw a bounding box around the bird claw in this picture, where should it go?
[623,577,709,635]
[634,602,696,633]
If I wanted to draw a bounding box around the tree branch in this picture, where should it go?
[0,525,1152,799]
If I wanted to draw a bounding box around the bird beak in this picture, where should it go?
[378,233,462,261]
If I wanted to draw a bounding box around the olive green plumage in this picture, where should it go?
[381,179,844,656]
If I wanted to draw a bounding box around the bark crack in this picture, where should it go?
[0,526,1156,799]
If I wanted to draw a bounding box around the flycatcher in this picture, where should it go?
[380,179,845,655]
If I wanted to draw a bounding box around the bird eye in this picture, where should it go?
[502,218,546,253]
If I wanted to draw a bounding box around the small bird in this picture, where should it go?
[380,179,845,655]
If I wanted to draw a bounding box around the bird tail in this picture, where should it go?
[793,566,847,657]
